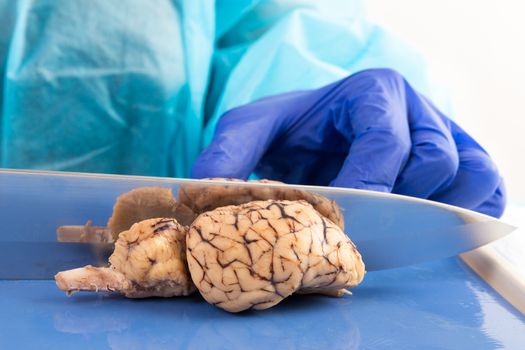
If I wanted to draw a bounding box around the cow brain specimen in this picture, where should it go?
[186,200,365,312]
[55,218,195,298]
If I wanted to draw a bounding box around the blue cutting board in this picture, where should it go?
[1,257,524,350]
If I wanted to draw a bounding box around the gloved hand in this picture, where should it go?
[192,69,506,218]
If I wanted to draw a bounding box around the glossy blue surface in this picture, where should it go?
[1,257,524,350]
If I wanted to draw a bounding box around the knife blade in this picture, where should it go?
[0,169,516,278]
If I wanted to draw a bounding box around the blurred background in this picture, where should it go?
[367,0,525,204]
[364,0,525,269]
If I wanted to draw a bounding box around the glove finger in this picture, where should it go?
[471,178,506,218]
[429,121,500,209]
[191,102,283,179]
[330,69,411,192]
[393,91,459,198]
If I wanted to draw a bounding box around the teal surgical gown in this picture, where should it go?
[0,0,442,178]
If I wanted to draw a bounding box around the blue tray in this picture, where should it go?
[1,170,523,348]
[1,257,524,349]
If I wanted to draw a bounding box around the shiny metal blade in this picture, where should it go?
[0,169,516,278]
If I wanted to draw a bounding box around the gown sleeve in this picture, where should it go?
[205,0,442,146]
[0,0,214,177]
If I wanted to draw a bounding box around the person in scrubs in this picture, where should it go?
[0,0,505,217]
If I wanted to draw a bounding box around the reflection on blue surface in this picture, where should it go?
[1,258,524,349]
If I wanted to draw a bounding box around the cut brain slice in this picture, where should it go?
[108,187,195,239]
[186,200,365,313]
[57,187,196,243]
[179,178,345,230]
[55,218,195,298]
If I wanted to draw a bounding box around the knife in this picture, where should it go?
[0,169,515,278]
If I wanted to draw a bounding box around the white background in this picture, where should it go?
[366,0,525,204]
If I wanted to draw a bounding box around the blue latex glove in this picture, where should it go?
[193,69,506,218]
